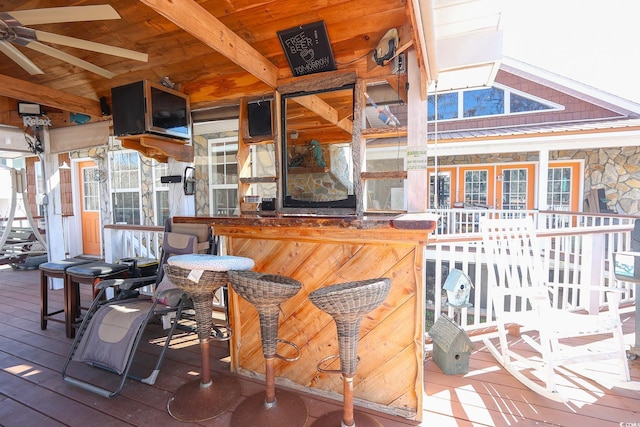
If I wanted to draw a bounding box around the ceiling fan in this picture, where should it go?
[0,5,148,79]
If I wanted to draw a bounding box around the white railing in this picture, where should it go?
[103,224,164,263]
[103,212,638,335]
[427,211,637,331]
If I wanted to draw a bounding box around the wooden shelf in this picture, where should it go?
[117,134,194,163]
[287,166,329,174]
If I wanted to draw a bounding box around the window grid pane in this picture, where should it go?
[502,168,528,210]
[464,170,488,204]
[208,137,240,216]
[547,167,572,209]
[82,167,100,211]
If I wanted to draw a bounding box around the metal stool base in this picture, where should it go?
[310,410,382,427]
[167,374,241,422]
[231,389,308,427]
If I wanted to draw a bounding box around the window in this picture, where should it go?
[209,136,239,216]
[510,93,552,113]
[501,168,528,210]
[427,85,560,121]
[365,145,406,211]
[34,161,45,216]
[82,166,100,211]
[427,92,458,121]
[429,171,451,209]
[464,170,488,205]
[463,87,504,117]
[153,163,169,225]
[547,166,572,210]
[110,151,141,224]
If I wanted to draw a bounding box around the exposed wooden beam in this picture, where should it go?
[293,94,353,134]
[0,74,102,117]
[140,0,279,88]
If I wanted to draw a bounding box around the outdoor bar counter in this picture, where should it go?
[173,215,437,420]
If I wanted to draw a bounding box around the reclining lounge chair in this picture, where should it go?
[61,231,199,398]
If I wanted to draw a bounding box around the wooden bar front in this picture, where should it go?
[175,216,436,420]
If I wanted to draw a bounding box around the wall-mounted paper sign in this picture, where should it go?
[278,21,336,77]
[407,147,428,171]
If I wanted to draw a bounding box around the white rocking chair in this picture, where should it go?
[480,217,630,402]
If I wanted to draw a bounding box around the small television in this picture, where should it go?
[111,80,192,140]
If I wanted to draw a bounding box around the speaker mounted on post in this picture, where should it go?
[247,100,273,138]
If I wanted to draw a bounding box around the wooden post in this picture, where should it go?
[407,49,429,213]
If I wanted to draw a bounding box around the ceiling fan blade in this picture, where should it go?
[25,41,115,79]
[7,5,120,26]
[35,31,148,62]
[0,40,43,75]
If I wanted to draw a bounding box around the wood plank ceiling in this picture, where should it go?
[0,0,419,126]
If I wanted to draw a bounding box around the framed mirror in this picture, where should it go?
[281,84,355,212]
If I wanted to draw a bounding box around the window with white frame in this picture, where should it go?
[501,168,528,210]
[153,162,169,225]
[429,171,451,209]
[427,84,561,121]
[82,166,100,212]
[110,150,141,224]
[464,170,488,205]
[208,136,239,216]
[34,161,45,216]
[365,145,406,211]
[547,166,572,210]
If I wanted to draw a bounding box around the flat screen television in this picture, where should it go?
[111,80,192,140]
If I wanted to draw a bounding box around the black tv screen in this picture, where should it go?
[112,80,191,140]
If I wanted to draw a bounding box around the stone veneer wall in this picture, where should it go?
[433,146,640,215]
[286,171,348,201]
[583,146,640,215]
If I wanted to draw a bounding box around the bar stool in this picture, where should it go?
[64,261,129,338]
[40,257,92,331]
[228,271,308,427]
[164,254,254,422]
[308,278,392,427]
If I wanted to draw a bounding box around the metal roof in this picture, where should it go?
[430,117,640,141]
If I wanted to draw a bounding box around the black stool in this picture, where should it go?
[64,261,129,338]
[40,257,91,331]
[308,278,392,427]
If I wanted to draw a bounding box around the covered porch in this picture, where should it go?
[2,266,639,426]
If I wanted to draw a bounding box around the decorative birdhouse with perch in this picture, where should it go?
[443,268,473,307]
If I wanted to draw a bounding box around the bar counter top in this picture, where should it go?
[173,213,438,245]
[172,213,438,421]
[174,213,437,230]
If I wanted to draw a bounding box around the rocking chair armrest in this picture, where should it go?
[96,275,158,291]
[496,286,548,301]
[546,282,627,294]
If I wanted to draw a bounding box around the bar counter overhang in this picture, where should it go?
[174,215,437,420]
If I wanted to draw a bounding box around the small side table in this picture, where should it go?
[40,257,92,331]
[64,261,129,338]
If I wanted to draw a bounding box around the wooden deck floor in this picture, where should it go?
[1,266,639,426]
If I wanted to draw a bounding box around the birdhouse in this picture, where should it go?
[428,314,475,375]
[443,268,473,307]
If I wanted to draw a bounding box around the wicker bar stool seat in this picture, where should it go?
[164,254,254,422]
[228,270,308,427]
[308,278,392,427]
